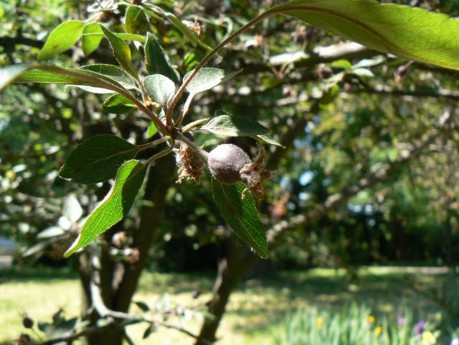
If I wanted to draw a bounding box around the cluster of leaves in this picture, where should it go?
[2,0,459,262]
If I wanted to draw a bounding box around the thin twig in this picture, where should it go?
[122,330,136,345]
[145,143,175,166]
[40,322,115,345]
[173,130,209,162]
[165,11,274,121]
[158,321,214,345]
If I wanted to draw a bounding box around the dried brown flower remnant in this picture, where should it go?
[176,142,205,183]
[187,19,206,37]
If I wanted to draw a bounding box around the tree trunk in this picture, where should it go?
[78,155,176,345]
[196,239,260,345]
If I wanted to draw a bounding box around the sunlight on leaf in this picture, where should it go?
[100,25,139,79]
[38,21,86,60]
[274,0,459,70]
[184,67,226,95]
[212,180,268,258]
[82,22,103,56]
[144,74,176,106]
[201,114,269,137]
[103,94,136,114]
[64,160,147,257]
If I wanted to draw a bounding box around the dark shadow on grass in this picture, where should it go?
[137,269,215,295]
[0,266,77,284]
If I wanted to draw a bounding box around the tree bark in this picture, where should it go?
[196,239,260,345]
[77,155,176,345]
[114,155,177,312]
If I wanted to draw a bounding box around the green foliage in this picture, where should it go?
[64,160,147,257]
[2,0,459,272]
[0,64,30,90]
[145,34,179,83]
[144,74,176,106]
[201,114,269,137]
[164,11,212,51]
[274,0,459,70]
[100,25,139,79]
[184,67,227,95]
[103,94,136,114]
[79,64,138,90]
[211,181,268,258]
[11,64,132,95]
[59,135,142,184]
[125,6,149,35]
[37,20,85,60]
[82,22,104,56]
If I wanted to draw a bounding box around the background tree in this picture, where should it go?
[1,1,459,344]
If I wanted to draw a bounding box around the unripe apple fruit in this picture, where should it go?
[208,144,251,184]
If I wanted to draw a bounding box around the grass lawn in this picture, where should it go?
[0,266,455,344]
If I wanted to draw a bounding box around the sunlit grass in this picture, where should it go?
[0,266,452,344]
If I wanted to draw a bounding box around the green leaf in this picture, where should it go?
[16,69,89,84]
[143,74,176,106]
[59,135,141,184]
[103,94,136,114]
[273,0,459,71]
[211,181,268,258]
[80,64,138,90]
[330,59,353,70]
[8,64,131,96]
[147,123,158,138]
[0,64,30,91]
[134,301,150,312]
[255,134,284,148]
[184,67,226,95]
[145,34,179,83]
[64,160,147,257]
[100,25,139,79]
[201,114,269,137]
[126,6,149,34]
[6,64,138,97]
[143,324,156,339]
[82,22,104,56]
[183,53,199,73]
[38,20,86,60]
[116,32,146,43]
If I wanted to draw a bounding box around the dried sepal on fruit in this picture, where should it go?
[240,146,271,199]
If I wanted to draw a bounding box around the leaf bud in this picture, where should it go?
[22,315,34,329]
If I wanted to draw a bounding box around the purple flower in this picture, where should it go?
[397,316,406,325]
[450,338,459,345]
[415,321,425,335]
